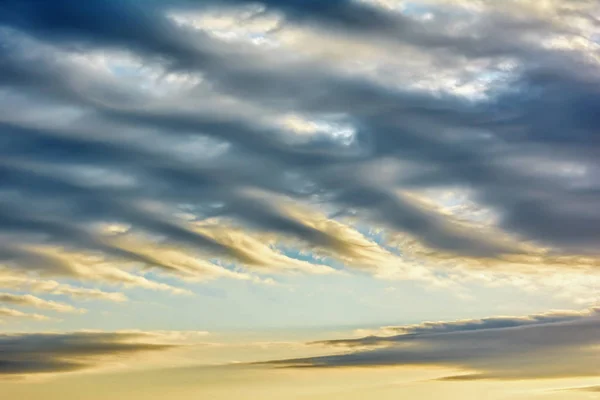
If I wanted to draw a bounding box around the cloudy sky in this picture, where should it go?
[0,0,599,398]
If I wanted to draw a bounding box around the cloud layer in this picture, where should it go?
[0,0,599,317]
[264,307,600,380]
[0,331,200,376]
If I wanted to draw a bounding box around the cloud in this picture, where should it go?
[321,307,600,346]
[0,270,127,303]
[0,293,84,314]
[571,386,600,393]
[0,0,598,309]
[0,331,188,376]
[0,307,49,321]
[263,307,600,380]
[0,330,210,376]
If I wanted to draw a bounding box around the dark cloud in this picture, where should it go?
[318,307,600,346]
[0,0,598,302]
[0,332,177,375]
[0,0,208,66]
[263,308,600,380]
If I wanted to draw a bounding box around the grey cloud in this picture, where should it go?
[0,0,598,301]
[264,308,600,380]
[318,308,600,346]
[0,332,176,375]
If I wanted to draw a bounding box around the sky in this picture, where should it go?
[0,0,599,398]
